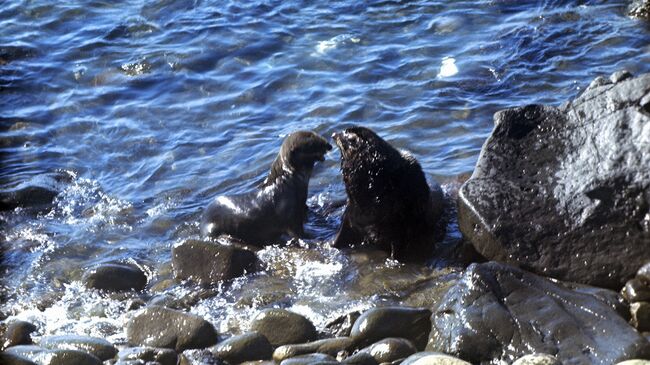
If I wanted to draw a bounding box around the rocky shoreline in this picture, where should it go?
[2,70,650,364]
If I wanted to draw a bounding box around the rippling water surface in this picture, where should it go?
[1,0,650,351]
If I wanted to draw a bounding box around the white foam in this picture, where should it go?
[437,57,458,78]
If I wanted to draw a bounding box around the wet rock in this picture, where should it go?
[638,262,650,283]
[341,352,378,365]
[172,239,258,285]
[350,307,431,349]
[179,349,223,365]
[401,352,471,365]
[631,302,650,332]
[2,321,36,349]
[565,282,631,320]
[126,298,147,311]
[39,335,117,361]
[629,0,650,19]
[512,354,561,365]
[83,262,147,292]
[0,352,38,365]
[360,338,416,363]
[325,311,360,337]
[458,71,650,289]
[3,345,102,365]
[0,172,69,211]
[114,360,158,365]
[250,308,317,347]
[427,262,650,364]
[610,70,633,83]
[623,279,650,303]
[279,353,339,365]
[148,294,180,308]
[274,337,356,361]
[126,305,218,351]
[213,332,273,364]
[240,361,276,365]
[117,346,178,365]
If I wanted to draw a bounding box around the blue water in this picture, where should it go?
[1,0,649,351]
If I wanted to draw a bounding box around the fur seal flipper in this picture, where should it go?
[332,126,443,261]
[201,131,332,245]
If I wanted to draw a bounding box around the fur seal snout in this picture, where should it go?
[201,131,332,245]
[332,126,443,261]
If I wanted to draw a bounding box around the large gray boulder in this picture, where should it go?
[458,71,650,289]
[427,262,650,364]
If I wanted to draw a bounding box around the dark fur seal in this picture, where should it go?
[332,126,443,261]
[201,131,332,244]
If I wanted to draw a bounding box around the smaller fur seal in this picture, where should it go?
[201,131,332,245]
[332,126,443,261]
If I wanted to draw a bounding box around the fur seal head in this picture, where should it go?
[332,126,441,260]
[264,131,333,187]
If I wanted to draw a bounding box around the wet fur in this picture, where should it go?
[201,131,332,245]
[332,126,442,261]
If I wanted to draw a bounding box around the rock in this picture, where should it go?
[623,279,650,303]
[124,359,161,364]
[638,262,650,283]
[0,172,69,211]
[0,352,38,365]
[567,282,630,320]
[126,306,218,351]
[2,321,36,349]
[126,298,147,311]
[83,262,147,292]
[250,309,317,347]
[279,353,339,365]
[240,361,276,365]
[3,345,102,365]
[361,338,416,363]
[512,354,561,365]
[117,347,178,365]
[401,352,471,365]
[39,335,117,361]
[610,70,633,83]
[172,239,258,285]
[274,337,356,361]
[427,262,650,364]
[213,332,273,364]
[631,302,650,332]
[178,349,223,365]
[341,352,378,365]
[325,311,361,338]
[629,0,650,19]
[616,361,650,365]
[350,307,431,349]
[458,71,650,289]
